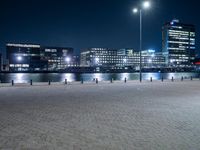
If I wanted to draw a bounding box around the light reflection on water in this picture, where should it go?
[61,74,74,82]
[16,73,26,83]
[0,72,199,83]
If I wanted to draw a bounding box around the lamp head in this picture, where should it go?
[133,8,138,13]
[143,1,151,9]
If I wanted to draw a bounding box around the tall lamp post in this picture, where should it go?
[133,1,151,82]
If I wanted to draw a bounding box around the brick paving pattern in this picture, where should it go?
[0,81,200,149]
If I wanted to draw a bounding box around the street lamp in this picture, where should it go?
[133,1,151,82]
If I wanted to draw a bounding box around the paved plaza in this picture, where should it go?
[0,81,200,149]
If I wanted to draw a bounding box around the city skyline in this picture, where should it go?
[0,0,199,56]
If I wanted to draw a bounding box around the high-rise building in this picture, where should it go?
[162,19,196,67]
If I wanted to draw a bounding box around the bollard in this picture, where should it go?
[12,80,14,86]
[65,79,67,85]
[181,76,184,81]
[191,76,193,81]
[81,78,84,84]
[110,78,113,83]
[96,78,98,84]
[150,77,153,82]
[172,77,174,82]
[48,80,51,85]
[124,78,127,83]
[30,80,33,86]
[161,76,164,82]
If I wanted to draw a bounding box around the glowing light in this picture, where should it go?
[17,56,22,61]
[95,58,99,63]
[7,43,40,48]
[65,57,71,63]
[143,1,150,9]
[15,73,26,83]
[148,59,152,63]
[123,59,127,63]
[62,73,74,82]
[133,8,138,13]
[148,49,155,53]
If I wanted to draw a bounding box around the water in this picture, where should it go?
[0,72,199,83]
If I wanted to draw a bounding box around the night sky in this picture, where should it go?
[0,0,199,56]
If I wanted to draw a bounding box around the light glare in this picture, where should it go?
[133,8,138,13]
[148,59,152,63]
[17,56,22,61]
[95,58,99,63]
[143,1,150,9]
[65,57,71,62]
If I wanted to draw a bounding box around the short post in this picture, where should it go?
[96,78,98,84]
[65,79,67,85]
[48,80,51,85]
[111,78,113,83]
[12,80,14,86]
[191,76,193,81]
[181,76,184,81]
[81,78,84,84]
[124,78,127,83]
[30,80,33,86]
[150,77,153,82]
[172,77,174,82]
[161,76,164,82]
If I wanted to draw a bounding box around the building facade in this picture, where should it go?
[6,43,44,71]
[40,47,74,71]
[81,48,166,69]
[162,19,196,67]
[81,48,126,68]
[7,44,75,72]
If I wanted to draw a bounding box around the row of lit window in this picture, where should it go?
[10,64,29,67]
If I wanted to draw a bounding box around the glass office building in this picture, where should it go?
[80,48,166,69]
[7,44,74,71]
[6,43,44,71]
[162,19,196,67]
[40,47,74,71]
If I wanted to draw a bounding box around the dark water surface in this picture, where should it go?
[0,72,199,83]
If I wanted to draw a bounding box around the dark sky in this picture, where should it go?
[0,0,199,56]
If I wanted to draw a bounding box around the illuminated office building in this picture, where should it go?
[80,48,120,67]
[80,48,165,68]
[6,43,44,71]
[162,19,196,66]
[40,47,74,71]
[6,43,75,71]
